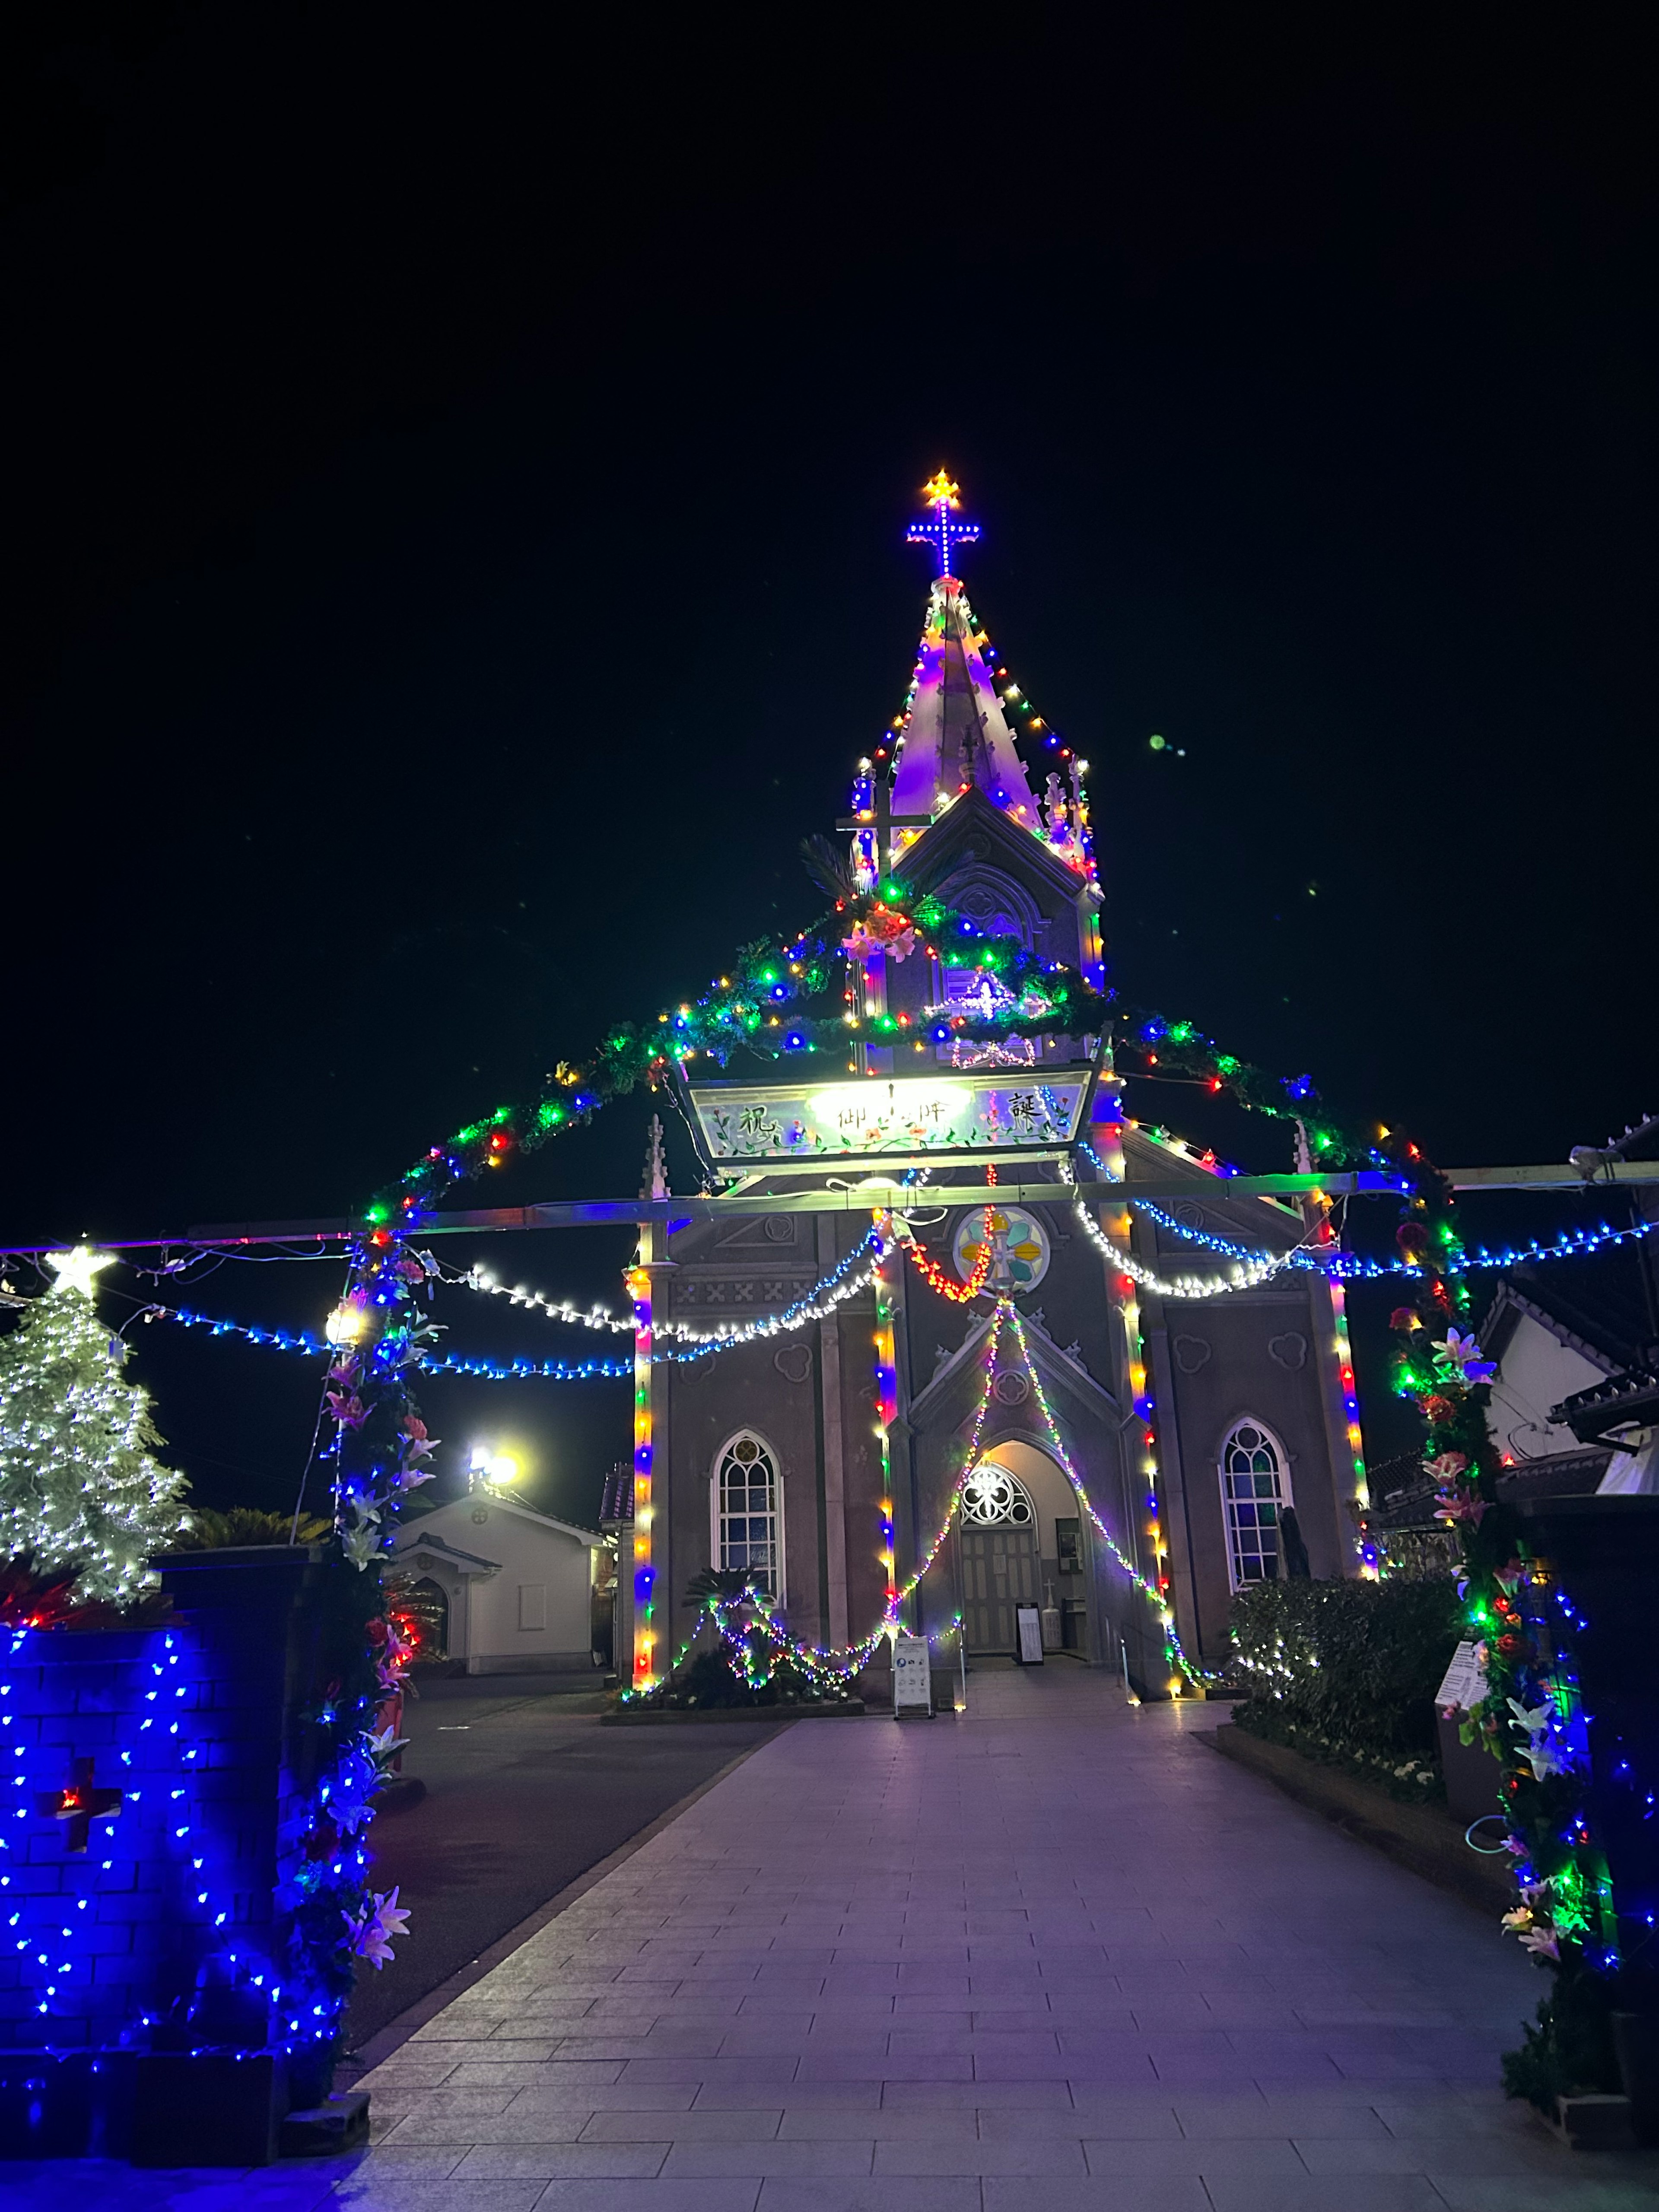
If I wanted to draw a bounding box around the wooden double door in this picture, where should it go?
[961,1524,1041,1653]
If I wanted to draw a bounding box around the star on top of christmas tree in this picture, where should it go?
[43,1245,115,1299]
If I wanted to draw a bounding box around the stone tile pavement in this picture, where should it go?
[5,1664,1657,2208]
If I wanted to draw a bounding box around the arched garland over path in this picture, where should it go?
[320,875,1614,2098]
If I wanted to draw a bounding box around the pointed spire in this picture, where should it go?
[886,575,1039,840]
[640,1115,669,1202]
[845,477,1098,890]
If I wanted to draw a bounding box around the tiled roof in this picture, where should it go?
[599,1461,635,1526]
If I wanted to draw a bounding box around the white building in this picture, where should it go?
[391,1491,605,1674]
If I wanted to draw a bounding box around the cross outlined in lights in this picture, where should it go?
[906,469,982,578]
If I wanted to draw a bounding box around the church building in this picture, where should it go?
[622,480,1369,1697]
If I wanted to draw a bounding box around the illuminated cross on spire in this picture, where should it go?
[906,469,981,578]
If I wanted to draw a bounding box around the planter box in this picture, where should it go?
[1437,1708,1505,1827]
[0,1547,361,2164]
[1208,1725,1514,1914]
[1514,1499,1659,1988]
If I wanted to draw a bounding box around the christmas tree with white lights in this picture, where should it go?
[0,1246,189,1605]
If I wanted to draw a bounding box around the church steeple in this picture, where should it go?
[845,474,1095,894]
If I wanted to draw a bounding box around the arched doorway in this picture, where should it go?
[959,1465,1040,1654]
[390,1574,449,1663]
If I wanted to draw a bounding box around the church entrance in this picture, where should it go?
[958,1465,1041,1654]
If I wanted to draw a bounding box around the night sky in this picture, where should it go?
[5,13,1654,1526]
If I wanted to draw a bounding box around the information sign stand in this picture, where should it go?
[1016,1605,1044,1665]
[893,1634,933,1718]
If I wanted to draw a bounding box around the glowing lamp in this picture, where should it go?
[469,1446,519,1491]
[324,1303,366,1347]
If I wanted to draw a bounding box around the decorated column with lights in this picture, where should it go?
[627,1255,656,1691]
[1087,1073,1193,1695]
[1296,1133,1375,1579]
[1328,1279,1375,1573]
[869,1211,904,1653]
[628,1119,672,1693]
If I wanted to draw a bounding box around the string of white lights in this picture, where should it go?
[464,1230,881,1347]
[1061,1160,1299,1300]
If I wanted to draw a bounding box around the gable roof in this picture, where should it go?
[401,1490,604,1549]
[1480,1252,1653,1378]
[391,1529,500,1576]
[1479,1280,1626,1375]
[908,1304,1118,1430]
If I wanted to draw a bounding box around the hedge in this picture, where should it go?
[1229,1574,1463,1802]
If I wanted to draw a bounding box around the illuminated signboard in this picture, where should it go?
[688,1074,1090,1163]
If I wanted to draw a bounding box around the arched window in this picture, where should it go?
[960,1464,1036,1527]
[713,1431,783,1596]
[1219,1419,1291,1590]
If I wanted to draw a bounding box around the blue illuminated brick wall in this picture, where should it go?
[0,1552,311,2055]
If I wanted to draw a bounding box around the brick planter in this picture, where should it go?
[0,1546,348,2164]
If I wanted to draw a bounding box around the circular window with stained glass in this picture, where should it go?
[952,1204,1050,1294]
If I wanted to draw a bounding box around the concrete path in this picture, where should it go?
[5,1665,1656,2207]
[342,1664,1655,2210]
[344,1679,782,2052]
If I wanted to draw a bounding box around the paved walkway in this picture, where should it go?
[6,1667,1656,2208]
[342,1666,1653,2210]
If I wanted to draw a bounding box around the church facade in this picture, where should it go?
[621,504,1368,1697]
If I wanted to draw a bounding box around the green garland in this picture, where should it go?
[1383,1173,1617,2104]
[356,878,1618,2098]
[367,886,1112,1227]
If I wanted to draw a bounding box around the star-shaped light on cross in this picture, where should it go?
[44,1245,116,1299]
[906,469,981,578]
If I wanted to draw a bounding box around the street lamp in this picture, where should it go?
[469,1445,519,1492]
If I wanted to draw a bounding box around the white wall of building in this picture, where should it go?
[1490,1311,1609,1463]
[394,1494,601,1671]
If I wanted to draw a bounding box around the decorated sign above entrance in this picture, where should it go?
[689,1074,1089,1163]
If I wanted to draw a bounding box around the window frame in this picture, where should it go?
[1218,1417,1293,1592]
[710,1428,786,1599]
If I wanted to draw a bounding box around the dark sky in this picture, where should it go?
[4,10,1654,1523]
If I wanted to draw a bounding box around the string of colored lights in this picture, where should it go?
[138,1252,880,1379]
[627,1255,657,1693]
[1001,1306,1214,1689]
[1062,1159,1289,1300]
[872,1220,900,1631]
[1109,1179,1659,1285]
[1330,1277,1375,1574]
[899,1164,997,1304]
[674,1297,1208,1691]
[1081,1097,1204,1686]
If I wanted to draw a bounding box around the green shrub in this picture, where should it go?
[653,1643,837,1710]
[172,1507,329,1548]
[1230,1574,1462,1791]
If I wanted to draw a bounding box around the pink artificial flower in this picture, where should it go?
[1426,1451,1468,1481]
[1443,1328,1498,1387]
[344,1885,411,1969]
[1435,1489,1487,1527]
[326,1391,369,1430]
